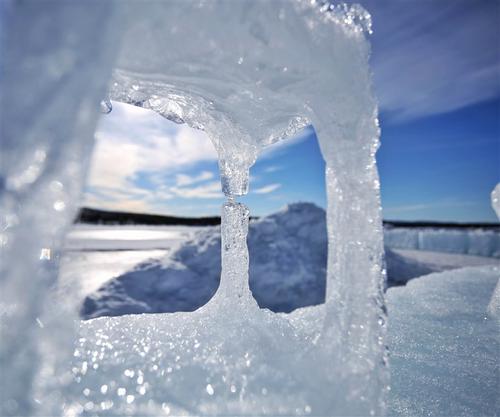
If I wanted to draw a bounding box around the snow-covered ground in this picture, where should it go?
[52,203,500,415]
[55,265,499,417]
[387,266,499,417]
[59,203,499,319]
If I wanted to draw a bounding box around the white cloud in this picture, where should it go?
[83,102,220,211]
[82,193,153,214]
[170,181,223,199]
[263,165,282,173]
[254,183,281,194]
[383,200,480,215]
[176,171,214,187]
[87,103,217,191]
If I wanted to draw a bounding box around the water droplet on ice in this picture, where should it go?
[39,248,51,260]
[49,180,63,192]
[53,200,66,211]
[100,100,112,114]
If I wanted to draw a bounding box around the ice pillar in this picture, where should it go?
[487,183,500,317]
[313,106,389,414]
[218,200,253,305]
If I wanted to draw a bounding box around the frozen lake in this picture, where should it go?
[64,225,198,251]
[59,224,500,311]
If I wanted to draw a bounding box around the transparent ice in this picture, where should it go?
[0,1,388,415]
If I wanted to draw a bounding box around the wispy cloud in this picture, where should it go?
[175,171,214,187]
[87,102,217,190]
[263,165,282,173]
[83,102,219,211]
[384,200,480,215]
[254,183,281,194]
[362,0,500,122]
[170,181,223,199]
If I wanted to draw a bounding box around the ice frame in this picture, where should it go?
[0,1,388,415]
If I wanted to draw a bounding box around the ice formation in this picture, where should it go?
[384,226,500,258]
[487,183,500,317]
[1,1,388,415]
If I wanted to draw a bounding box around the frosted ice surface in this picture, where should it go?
[1,1,387,416]
[388,266,499,417]
[487,184,500,317]
[66,305,331,416]
[384,227,500,258]
[43,265,499,417]
[1,3,119,415]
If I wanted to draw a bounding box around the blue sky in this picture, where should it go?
[83,0,499,222]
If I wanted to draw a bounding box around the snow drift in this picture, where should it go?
[81,203,499,319]
[82,203,327,318]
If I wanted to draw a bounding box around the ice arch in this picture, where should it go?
[0,1,387,415]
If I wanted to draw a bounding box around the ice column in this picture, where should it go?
[487,183,500,317]
[313,81,389,414]
[218,199,253,306]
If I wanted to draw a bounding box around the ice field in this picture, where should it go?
[57,224,500,416]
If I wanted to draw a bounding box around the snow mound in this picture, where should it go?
[82,203,499,319]
[388,265,500,417]
[82,203,327,318]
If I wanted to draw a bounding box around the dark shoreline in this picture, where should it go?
[75,207,499,230]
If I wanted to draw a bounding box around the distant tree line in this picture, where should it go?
[75,207,499,229]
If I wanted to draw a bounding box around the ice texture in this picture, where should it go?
[216,200,255,307]
[487,183,500,317]
[1,1,388,415]
[388,266,499,417]
[39,266,500,417]
[384,227,500,258]
[0,3,120,415]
